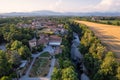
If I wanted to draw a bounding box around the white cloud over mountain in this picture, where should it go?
[93,0,120,12]
[0,0,120,13]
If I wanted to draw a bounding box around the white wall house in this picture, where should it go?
[49,41,61,46]
[49,35,62,46]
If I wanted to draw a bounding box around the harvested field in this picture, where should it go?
[75,20,120,59]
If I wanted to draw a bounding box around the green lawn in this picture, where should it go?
[38,28,54,34]
[29,57,51,77]
[40,52,51,57]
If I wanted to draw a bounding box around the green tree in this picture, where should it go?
[51,68,61,80]
[94,52,117,80]
[11,40,22,50]
[0,76,12,80]
[116,66,120,80]
[7,50,21,66]
[62,66,78,80]
[0,50,11,77]
[18,46,31,59]
[63,60,72,68]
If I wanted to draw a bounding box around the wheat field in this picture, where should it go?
[76,20,120,59]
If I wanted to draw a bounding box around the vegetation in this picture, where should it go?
[70,21,120,80]
[0,50,11,77]
[29,57,50,77]
[51,21,78,80]
[0,17,34,79]
[75,16,120,26]
[40,52,50,57]
[0,16,119,79]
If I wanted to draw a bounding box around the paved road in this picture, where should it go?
[47,58,56,79]
[20,51,44,80]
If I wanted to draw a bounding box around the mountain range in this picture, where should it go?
[0,10,120,16]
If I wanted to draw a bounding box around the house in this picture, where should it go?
[49,35,62,46]
[17,60,28,77]
[29,38,37,50]
[58,24,63,28]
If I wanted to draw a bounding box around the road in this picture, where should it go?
[20,51,56,80]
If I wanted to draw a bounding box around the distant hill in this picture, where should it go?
[0,10,120,16]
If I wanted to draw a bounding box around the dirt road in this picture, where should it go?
[75,20,120,59]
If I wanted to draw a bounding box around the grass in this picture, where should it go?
[40,52,51,57]
[38,28,54,34]
[29,57,51,77]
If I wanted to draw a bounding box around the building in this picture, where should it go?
[37,34,49,46]
[17,60,28,78]
[49,35,62,46]
[29,38,37,50]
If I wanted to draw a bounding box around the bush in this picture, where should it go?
[37,45,44,52]
[32,47,37,53]
[9,72,17,78]
[1,76,12,80]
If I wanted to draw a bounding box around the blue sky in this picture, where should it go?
[0,0,120,13]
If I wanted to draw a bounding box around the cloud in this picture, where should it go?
[93,0,120,12]
[49,0,64,12]
[55,0,62,6]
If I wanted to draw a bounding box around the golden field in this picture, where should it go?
[75,20,120,59]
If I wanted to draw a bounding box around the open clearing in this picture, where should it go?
[75,20,120,59]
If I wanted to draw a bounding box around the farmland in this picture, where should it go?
[75,20,120,59]
[98,20,120,26]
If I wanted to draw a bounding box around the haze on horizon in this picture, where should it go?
[0,0,120,13]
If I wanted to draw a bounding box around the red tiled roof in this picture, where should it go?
[49,35,62,42]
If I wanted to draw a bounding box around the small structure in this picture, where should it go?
[17,60,28,77]
[58,24,63,28]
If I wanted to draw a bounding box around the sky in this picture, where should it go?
[0,0,120,13]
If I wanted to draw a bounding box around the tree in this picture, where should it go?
[62,66,78,80]
[63,60,72,68]
[37,44,44,52]
[107,21,112,25]
[94,52,117,80]
[51,68,61,80]
[116,66,120,80]
[0,50,11,77]
[18,46,31,59]
[0,76,12,80]
[117,22,120,26]
[7,50,21,66]
[11,40,22,50]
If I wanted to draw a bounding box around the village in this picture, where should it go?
[0,18,68,80]
[19,18,68,80]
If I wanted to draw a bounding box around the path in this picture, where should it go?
[47,57,56,79]
[20,51,56,80]
[20,51,44,80]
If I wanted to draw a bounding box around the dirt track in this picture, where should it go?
[75,20,120,59]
